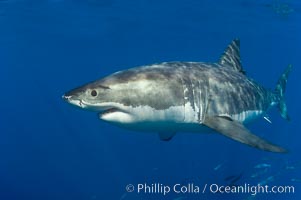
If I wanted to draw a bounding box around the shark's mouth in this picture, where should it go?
[98,106,133,123]
[99,107,130,117]
[100,108,120,115]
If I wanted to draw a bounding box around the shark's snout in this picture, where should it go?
[62,94,72,101]
[62,93,85,108]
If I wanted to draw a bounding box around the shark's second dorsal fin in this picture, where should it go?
[219,39,246,75]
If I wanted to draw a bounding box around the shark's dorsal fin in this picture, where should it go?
[219,39,246,75]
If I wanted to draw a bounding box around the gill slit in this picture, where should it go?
[181,78,186,121]
[201,78,211,123]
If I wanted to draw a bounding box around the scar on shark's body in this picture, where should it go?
[63,39,291,153]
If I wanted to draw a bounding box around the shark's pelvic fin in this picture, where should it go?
[159,132,176,141]
[219,39,246,75]
[203,116,288,153]
[275,64,292,121]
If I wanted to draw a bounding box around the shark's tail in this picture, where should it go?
[274,64,292,121]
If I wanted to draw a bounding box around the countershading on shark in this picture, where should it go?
[63,39,291,153]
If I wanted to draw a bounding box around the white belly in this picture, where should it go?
[231,110,264,123]
[99,101,210,132]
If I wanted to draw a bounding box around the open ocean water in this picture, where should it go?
[0,0,300,199]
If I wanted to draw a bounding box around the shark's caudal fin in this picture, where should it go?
[274,64,292,121]
[219,39,246,75]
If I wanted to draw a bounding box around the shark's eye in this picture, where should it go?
[91,90,97,97]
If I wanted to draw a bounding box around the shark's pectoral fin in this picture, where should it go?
[159,132,176,141]
[203,116,288,153]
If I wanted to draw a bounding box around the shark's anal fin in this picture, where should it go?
[203,116,288,153]
[158,132,176,141]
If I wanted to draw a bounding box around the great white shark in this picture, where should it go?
[63,39,291,153]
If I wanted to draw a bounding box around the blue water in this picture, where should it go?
[0,0,300,199]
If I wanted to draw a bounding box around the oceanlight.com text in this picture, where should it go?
[206,183,295,196]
